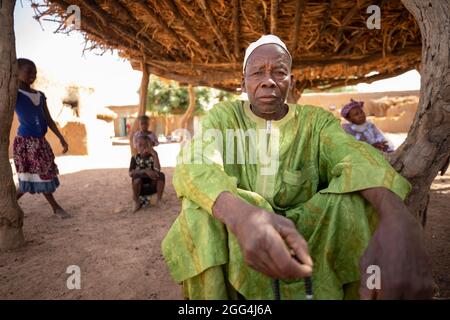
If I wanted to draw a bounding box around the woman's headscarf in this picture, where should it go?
[341,99,364,118]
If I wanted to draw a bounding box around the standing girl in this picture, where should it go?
[14,58,70,218]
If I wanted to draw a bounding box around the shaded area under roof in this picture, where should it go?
[37,0,421,93]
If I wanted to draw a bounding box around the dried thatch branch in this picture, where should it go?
[232,0,241,59]
[164,0,207,48]
[270,0,278,34]
[290,0,307,52]
[196,0,232,60]
[134,1,183,48]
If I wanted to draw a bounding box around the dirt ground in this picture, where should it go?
[426,172,450,298]
[0,143,448,299]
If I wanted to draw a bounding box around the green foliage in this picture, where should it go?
[144,76,238,115]
[215,90,239,103]
[304,85,357,94]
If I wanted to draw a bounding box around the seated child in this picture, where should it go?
[133,115,159,148]
[341,99,394,153]
[129,135,165,212]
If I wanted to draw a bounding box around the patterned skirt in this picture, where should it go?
[13,136,60,194]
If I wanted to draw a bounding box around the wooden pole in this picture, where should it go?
[180,85,196,140]
[138,64,150,116]
[0,0,25,250]
[129,62,150,155]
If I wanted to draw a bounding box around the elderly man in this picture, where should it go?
[162,35,434,299]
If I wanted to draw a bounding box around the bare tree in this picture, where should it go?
[0,0,25,250]
[391,0,450,226]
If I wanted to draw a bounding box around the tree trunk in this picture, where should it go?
[180,85,196,139]
[165,116,170,137]
[0,0,25,250]
[390,0,450,226]
[129,62,150,155]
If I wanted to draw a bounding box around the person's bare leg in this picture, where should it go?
[132,178,142,213]
[43,193,71,218]
[151,174,165,207]
[16,192,24,200]
[156,178,165,202]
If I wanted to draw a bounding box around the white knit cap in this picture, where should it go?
[243,34,292,73]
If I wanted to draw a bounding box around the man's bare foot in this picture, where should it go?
[132,202,141,213]
[54,207,72,219]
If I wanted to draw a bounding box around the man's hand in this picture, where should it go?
[359,188,435,299]
[213,192,313,280]
[372,141,389,152]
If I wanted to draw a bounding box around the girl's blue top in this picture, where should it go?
[15,91,48,137]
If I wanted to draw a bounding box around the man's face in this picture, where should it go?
[347,107,366,125]
[242,44,293,115]
[18,64,36,86]
[139,119,149,131]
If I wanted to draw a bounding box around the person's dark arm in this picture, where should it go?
[42,97,68,153]
[319,112,434,299]
[129,157,138,178]
[150,132,159,146]
[358,187,435,299]
[151,150,161,172]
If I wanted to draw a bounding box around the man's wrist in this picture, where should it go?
[212,192,252,234]
[212,192,235,227]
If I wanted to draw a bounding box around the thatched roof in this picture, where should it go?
[37,0,421,93]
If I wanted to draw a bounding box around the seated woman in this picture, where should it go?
[129,135,165,212]
[341,99,394,153]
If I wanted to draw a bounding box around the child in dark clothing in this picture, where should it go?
[129,135,165,213]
